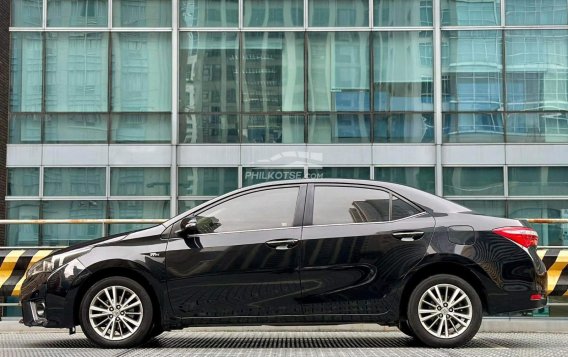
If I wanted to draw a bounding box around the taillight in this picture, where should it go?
[493,227,539,248]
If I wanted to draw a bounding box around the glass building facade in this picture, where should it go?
[5,0,568,251]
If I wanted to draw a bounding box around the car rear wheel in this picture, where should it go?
[407,274,482,348]
[79,276,153,348]
[397,319,415,338]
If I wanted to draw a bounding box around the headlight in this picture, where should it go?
[27,246,92,278]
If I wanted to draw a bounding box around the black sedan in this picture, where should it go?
[21,179,547,348]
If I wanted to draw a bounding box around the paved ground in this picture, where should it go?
[1,329,568,357]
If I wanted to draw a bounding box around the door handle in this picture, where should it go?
[265,239,299,250]
[392,231,424,241]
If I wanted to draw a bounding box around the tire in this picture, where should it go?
[407,274,482,348]
[79,276,154,348]
[148,323,164,339]
[398,320,416,338]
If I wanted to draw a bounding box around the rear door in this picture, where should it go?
[299,183,436,317]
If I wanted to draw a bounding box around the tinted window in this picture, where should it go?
[313,186,390,225]
[391,196,422,220]
[194,187,299,233]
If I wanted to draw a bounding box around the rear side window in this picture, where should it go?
[312,186,422,225]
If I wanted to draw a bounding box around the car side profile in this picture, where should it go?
[21,179,547,348]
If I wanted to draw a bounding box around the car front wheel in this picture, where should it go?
[79,276,154,348]
[407,274,482,348]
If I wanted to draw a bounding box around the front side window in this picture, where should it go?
[192,187,300,234]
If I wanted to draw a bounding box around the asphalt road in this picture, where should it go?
[1,330,567,356]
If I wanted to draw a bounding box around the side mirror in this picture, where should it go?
[175,216,199,237]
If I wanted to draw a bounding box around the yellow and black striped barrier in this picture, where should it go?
[0,249,55,297]
[537,248,568,297]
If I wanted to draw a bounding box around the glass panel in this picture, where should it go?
[45,114,107,143]
[374,31,433,111]
[113,0,172,27]
[308,114,370,143]
[9,114,41,143]
[508,200,568,246]
[10,32,43,112]
[443,167,504,196]
[391,196,422,220]
[109,200,170,234]
[179,114,239,143]
[374,0,433,27]
[308,32,370,111]
[111,168,171,196]
[179,0,238,27]
[112,32,171,112]
[506,0,568,25]
[178,200,208,214]
[442,31,502,111]
[505,30,568,111]
[243,32,304,112]
[11,0,42,27]
[307,167,370,180]
[193,187,299,233]
[313,186,390,224]
[42,201,105,246]
[178,167,238,196]
[509,167,568,196]
[45,32,108,112]
[507,113,568,143]
[6,201,40,246]
[243,115,304,143]
[47,0,108,27]
[374,167,435,194]
[111,113,171,143]
[440,0,500,26]
[309,0,368,27]
[244,0,303,27]
[8,168,39,196]
[443,113,504,143]
[242,167,304,186]
[375,113,434,143]
[451,200,506,217]
[179,32,239,113]
[44,168,106,196]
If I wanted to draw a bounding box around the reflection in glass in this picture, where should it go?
[243,32,304,112]
[507,113,568,143]
[8,168,39,196]
[309,0,368,27]
[308,32,370,111]
[178,167,238,196]
[307,167,370,180]
[113,0,171,27]
[45,114,107,143]
[9,114,41,143]
[43,201,105,245]
[47,0,108,27]
[11,0,42,27]
[442,31,502,111]
[44,168,106,196]
[10,32,43,112]
[506,30,568,111]
[375,167,435,194]
[443,113,504,143]
[374,31,433,111]
[178,200,208,214]
[443,167,503,196]
[375,113,434,143]
[111,168,171,196]
[374,0,432,26]
[242,167,304,186]
[179,0,238,27]
[309,114,370,143]
[244,0,303,27]
[6,201,40,246]
[441,0,500,26]
[111,113,171,143]
[451,200,505,217]
[506,0,568,25]
[508,200,568,246]
[509,167,568,196]
[112,33,171,112]
[109,200,170,234]
[179,114,238,143]
[243,115,304,143]
[179,32,239,113]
